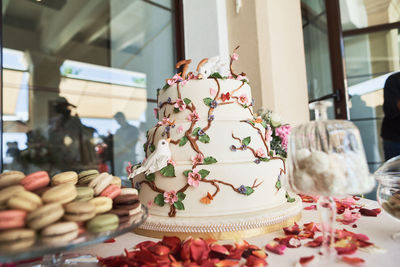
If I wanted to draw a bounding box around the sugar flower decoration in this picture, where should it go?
[192,153,204,166]
[255,148,266,158]
[236,75,249,82]
[238,94,249,105]
[126,162,133,176]
[167,74,183,86]
[275,125,292,151]
[231,53,239,61]
[164,190,178,204]
[168,159,176,166]
[174,98,187,111]
[159,117,173,126]
[177,125,184,134]
[221,92,230,102]
[187,111,200,122]
[188,169,201,188]
[210,87,217,96]
[153,108,158,118]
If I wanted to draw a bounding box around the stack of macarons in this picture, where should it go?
[0,169,141,253]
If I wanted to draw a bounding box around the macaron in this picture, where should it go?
[27,203,64,230]
[0,210,27,230]
[88,173,113,195]
[120,188,138,196]
[75,186,94,201]
[109,208,131,224]
[110,176,122,188]
[51,171,78,185]
[41,222,79,245]
[113,194,140,211]
[78,170,99,185]
[100,184,121,200]
[33,186,51,197]
[88,197,113,214]
[21,171,50,191]
[42,183,77,204]
[0,185,25,206]
[0,171,25,189]
[7,190,42,212]
[0,229,36,252]
[64,201,96,222]
[86,214,119,233]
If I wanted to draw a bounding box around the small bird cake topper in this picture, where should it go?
[129,139,171,178]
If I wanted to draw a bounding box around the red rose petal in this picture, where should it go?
[283,222,301,235]
[304,205,317,210]
[161,236,181,255]
[359,208,379,217]
[135,240,158,250]
[299,255,315,265]
[252,249,268,259]
[305,236,323,248]
[211,244,230,255]
[215,259,240,267]
[103,238,115,243]
[342,256,365,265]
[190,238,211,263]
[245,255,268,267]
[335,243,358,255]
[148,243,171,257]
[265,241,286,255]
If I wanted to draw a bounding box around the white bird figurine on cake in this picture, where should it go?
[129,139,171,179]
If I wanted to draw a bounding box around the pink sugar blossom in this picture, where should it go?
[153,108,158,118]
[236,75,249,82]
[188,169,201,188]
[147,200,153,207]
[168,159,176,166]
[187,111,200,122]
[164,190,178,204]
[180,79,188,86]
[161,117,172,126]
[167,74,183,86]
[174,98,187,111]
[265,126,273,145]
[275,125,292,151]
[228,74,234,79]
[210,87,217,96]
[126,162,133,175]
[192,153,204,166]
[255,148,266,158]
[187,73,197,80]
[237,94,249,105]
[177,125,184,134]
[231,53,239,61]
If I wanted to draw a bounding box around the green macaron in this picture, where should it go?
[78,170,99,185]
[86,214,119,233]
[75,187,94,201]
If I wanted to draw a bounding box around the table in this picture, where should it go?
[74,199,400,266]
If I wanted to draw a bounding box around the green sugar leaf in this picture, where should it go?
[286,192,295,203]
[163,83,170,90]
[179,136,188,147]
[183,98,191,105]
[203,156,218,165]
[183,169,192,177]
[160,164,175,177]
[261,121,268,128]
[209,72,223,79]
[260,157,270,162]
[149,144,155,153]
[174,201,185,210]
[154,194,165,207]
[173,107,180,113]
[242,137,251,146]
[198,134,210,144]
[198,169,210,179]
[145,173,155,182]
[275,179,281,190]
[192,127,201,136]
[203,97,213,106]
[177,192,186,201]
[245,186,254,196]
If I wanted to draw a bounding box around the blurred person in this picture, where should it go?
[381,72,400,160]
[113,112,139,177]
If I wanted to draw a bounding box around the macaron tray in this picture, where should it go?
[0,170,148,263]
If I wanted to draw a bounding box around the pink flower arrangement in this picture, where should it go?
[187,111,200,122]
[159,117,173,126]
[188,169,201,188]
[164,190,178,204]
[167,74,183,86]
[168,159,176,166]
[275,125,292,151]
[192,153,204,166]
[238,94,249,105]
[177,125,184,134]
[236,75,249,82]
[231,53,239,61]
[255,148,266,158]
[174,98,186,111]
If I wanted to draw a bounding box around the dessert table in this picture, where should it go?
[68,198,399,266]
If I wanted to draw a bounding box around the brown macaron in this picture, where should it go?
[113,194,140,210]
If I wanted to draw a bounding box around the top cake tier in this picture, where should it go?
[157,79,253,122]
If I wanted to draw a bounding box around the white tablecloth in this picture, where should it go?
[74,199,400,266]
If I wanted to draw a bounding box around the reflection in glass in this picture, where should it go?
[1,0,177,179]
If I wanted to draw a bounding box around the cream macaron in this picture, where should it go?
[88,173,113,195]
[42,183,77,204]
[51,171,78,185]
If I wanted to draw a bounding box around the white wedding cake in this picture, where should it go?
[130,49,302,239]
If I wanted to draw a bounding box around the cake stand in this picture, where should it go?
[0,205,148,266]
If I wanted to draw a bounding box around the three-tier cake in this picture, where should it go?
[130,50,302,239]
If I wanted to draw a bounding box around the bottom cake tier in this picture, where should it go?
[135,194,302,240]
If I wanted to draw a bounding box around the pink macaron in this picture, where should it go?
[100,184,121,200]
[0,210,27,230]
[21,171,50,191]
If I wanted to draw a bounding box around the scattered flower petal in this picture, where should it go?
[265,241,286,255]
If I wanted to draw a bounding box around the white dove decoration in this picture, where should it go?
[197,56,229,78]
[129,139,171,179]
